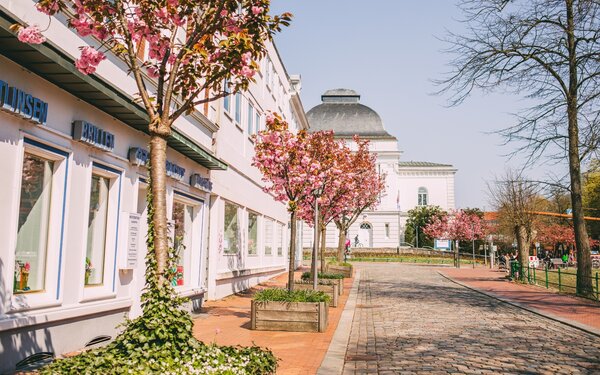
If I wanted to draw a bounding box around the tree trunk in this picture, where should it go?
[149,134,169,285]
[516,225,530,281]
[320,221,327,273]
[288,210,297,292]
[566,1,593,298]
[454,240,459,268]
[337,226,346,263]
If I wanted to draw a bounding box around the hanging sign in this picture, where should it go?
[0,79,49,125]
[73,120,115,152]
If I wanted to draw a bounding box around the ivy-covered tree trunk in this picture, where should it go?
[149,131,170,285]
[320,221,327,273]
[287,210,297,292]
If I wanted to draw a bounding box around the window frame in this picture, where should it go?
[9,139,69,312]
[417,187,428,206]
[80,162,122,302]
[223,201,240,254]
[263,217,273,256]
[247,210,258,256]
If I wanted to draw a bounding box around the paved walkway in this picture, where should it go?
[439,267,600,333]
[192,268,354,375]
[338,263,600,374]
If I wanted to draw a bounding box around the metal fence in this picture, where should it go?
[516,264,600,301]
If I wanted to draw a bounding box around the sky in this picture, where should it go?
[269,1,562,210]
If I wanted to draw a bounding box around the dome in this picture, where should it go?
[306,89,394,138]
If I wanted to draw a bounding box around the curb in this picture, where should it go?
[317,270,361,375]
[437,271,600,338]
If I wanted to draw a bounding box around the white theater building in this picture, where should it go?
[303,89,457,249]
[0,1,306,371]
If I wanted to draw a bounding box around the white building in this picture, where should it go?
[302,89,456,249]
[0,2,306,371]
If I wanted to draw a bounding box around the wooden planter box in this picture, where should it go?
[251,300,328,332]
[290,282,339,307]
[327,264,353,278]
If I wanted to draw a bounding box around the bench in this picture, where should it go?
[550,258,567,268]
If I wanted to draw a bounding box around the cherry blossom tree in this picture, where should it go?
[536,222,599,251]
[333,138,385,262]
[423,209,487,267]
[252,114,324,291]
[17,0,291,287]
[297,134,353,272]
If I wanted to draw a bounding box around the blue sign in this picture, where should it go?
[434,239,452,251]
[0,79,48,125]
[73,121,115,152]
[190,174,212,192]
[129,147,185,180]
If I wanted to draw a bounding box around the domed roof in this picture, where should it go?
[307,89,394,138]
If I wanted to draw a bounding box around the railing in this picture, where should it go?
[520,264,600,301]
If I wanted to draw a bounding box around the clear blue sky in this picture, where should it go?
[270,1,560,209]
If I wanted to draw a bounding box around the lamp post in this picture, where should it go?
[312,186,323,290]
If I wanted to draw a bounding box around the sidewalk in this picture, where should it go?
[192,268,354,375]
[439,267,600,335]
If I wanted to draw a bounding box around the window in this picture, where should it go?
[14,153,54,293]
[247,102,254,134]
[255,113,261,132]
[85,174,110,286]
[234,93,242,124]
[277,223,284,256]
[385,223,390,239]
[418,187,428,206]
[172,201,193,286]
[223,202,239,254]
[264,219,272,255]
[265,57,270,87]
[223,79,231,113]
[247,211,258,255]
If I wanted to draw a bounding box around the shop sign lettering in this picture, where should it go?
[73,120,115,152]
[0,79,49,125]
[190,173,212,193]
[129,147,185,181]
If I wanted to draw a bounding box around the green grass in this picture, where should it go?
[301,272,344,280]
[254,288,331,303]
[524,267,600,299]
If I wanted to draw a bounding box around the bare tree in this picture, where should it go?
[488,170,542,280]
[440,0,600,297]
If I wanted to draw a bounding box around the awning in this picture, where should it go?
[0,9,227,171]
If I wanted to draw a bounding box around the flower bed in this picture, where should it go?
[326,262,353,278]
[290,281,339,307]
[300,272,344,295]
[251,289,329,332]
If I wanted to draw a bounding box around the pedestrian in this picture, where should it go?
[354,235,359,247]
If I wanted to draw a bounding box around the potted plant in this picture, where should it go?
[301,272,344,295]
[84,257,93,285]
[326,260,353,278]
[289,280,339,307]
[251,289,330,332]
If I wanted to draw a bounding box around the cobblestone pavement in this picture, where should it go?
[342,263,600,374]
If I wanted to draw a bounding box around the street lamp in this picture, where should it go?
[311,186,324,290]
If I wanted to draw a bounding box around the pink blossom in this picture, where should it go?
[17,25,46,44]
[75,46,106,75]
[36,1,59,15]
[239,65,255,78]
[220,9,229,17]
[252,6,264,15]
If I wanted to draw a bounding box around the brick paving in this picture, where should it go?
[341,263,600,374]
[439,267,600,332]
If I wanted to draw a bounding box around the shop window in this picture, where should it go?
[264,219,273,255]
[277,223,284,256]
[223,202,239,254]
[14,153,54,293]
[172,201,193,286]
[247,102,254,134]
[223,79,231,113]
[85,174,110,286]
[248,211,258,255]
[234,93,242,124]
[418,187,428,206]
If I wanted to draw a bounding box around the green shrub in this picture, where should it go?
[301,272,344,280]
[294,279,336,285]
[254,288,330,303]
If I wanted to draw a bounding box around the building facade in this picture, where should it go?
[0,1,306,371]
[302,89,457,249]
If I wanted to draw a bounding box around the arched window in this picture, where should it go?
[418,187,428,206]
